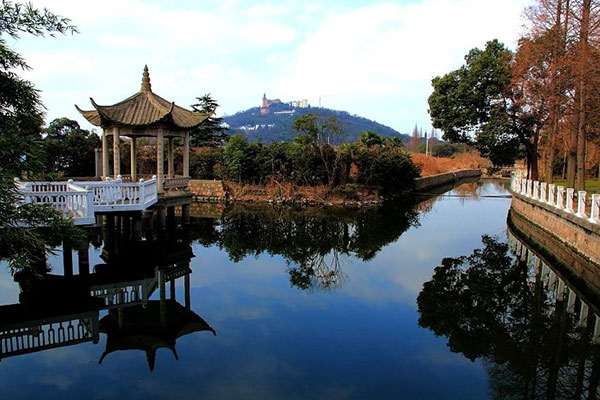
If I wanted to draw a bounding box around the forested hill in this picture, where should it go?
[223,105,408,143]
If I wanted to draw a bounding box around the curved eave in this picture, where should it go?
[75,104,102,127]
[77,91,212,130]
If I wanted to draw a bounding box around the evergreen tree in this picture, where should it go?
[0,1,80,274]
[190,93,229,147]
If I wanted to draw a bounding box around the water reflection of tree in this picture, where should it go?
[288,250,347,292]
[417,235,600,399]
[189,203,419,291]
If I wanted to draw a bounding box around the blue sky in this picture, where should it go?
[11,0,531,134]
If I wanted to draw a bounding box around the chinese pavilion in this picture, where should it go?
[76,66,209,193]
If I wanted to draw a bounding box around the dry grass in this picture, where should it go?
[411,151,491,177]
[226,180,381,204]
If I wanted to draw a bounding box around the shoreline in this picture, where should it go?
[189,169,482,207]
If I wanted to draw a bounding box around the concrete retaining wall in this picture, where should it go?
[189,179,227,202]
[511,193,600,266]
[415,169,482,191]
[508,207,600,301]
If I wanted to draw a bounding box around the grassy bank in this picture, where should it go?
[551,179,599,193]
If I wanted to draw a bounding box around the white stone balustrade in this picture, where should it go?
[511,176,599,226]
[16,177,158,225]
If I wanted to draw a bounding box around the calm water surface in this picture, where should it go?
[0,179,595,399]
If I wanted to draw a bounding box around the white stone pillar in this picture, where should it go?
[557,278,566,301]
[594,316,600,344]
[167,137,174,178]
[556,186,565,209]
[157,129,164,193]
[576,190,587,218]
[540,182,547,203]
[565,188,575,213]
[113,127,121,178]
[547,184,555,206]
[102,129,109,180]
[183,131,190,177]
[567,289,576,313]
[130,137,137,181]
[589,194,600,223]
[579,302,589,327]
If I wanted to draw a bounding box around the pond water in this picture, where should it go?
[0,179,598,399]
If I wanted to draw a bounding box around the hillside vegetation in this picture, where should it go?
[224,105,408,143]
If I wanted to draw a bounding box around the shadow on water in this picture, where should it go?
[417,207,600,399]
[185,177,501,292]
[0,215,216,369]
[0,177,493,368]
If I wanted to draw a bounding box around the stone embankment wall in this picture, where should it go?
[508,207,600,295]
[189,180,227,202]
[414,169,482,192]
[189,201,225,219]
[511,192,600,266]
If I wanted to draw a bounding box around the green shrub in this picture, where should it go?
[190,148,223,179]
[356,149,420,195]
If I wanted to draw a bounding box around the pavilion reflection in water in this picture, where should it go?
[0,214,215,371]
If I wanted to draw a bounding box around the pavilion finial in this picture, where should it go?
[141,65,151,92]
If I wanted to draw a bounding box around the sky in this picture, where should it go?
[10,0,532,134]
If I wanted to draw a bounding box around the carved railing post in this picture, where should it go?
[556,186,565,209]
[589,194,600,224]
[533,181,539,200]
[565,188,575,213]
[547,184,555,206]
[540,182,547,203]
[575,191,587,218]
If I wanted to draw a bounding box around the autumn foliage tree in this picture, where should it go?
[523,0,600,189]
[430,0,600,189]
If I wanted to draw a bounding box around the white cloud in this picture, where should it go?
[273,0,529,131]
[11,0,530,132]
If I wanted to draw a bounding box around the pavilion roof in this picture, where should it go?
[75,66,210,130]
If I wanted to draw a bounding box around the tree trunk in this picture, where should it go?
[576,0,590,191]
[525,139,539,181]
[545,0,565,184]
[567,121,578,188]
[562,149,567,179]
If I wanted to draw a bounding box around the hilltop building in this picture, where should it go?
[261,93,282,115]
[289,99,309,108]
[260,93,309,115]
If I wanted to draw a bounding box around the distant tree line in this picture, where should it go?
[191,113,420,195]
